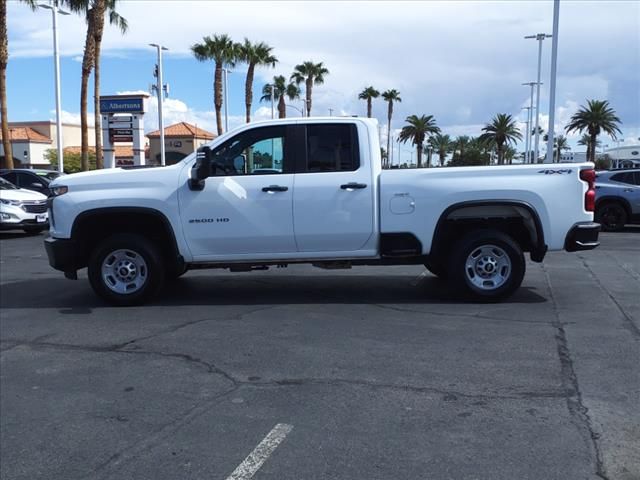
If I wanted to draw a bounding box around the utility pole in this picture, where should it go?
[525,33,551,163]
[545,0,560,164]
[150,43,168,166]
[328,108,334,116]
[39,0,69,173]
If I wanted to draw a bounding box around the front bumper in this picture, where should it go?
[44,236,79,275]
[564,222,600,252]
[0,219,49,230]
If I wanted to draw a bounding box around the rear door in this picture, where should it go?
[292,122,375,254]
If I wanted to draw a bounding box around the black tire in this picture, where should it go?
[447,229,525,302]
[595,202,627,232]
[88,233,165,306]
[23,226,45,235]
[424,261,447,279]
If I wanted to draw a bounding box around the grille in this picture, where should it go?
[22,202,48,214]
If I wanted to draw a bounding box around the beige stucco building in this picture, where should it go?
[147,122,215,165]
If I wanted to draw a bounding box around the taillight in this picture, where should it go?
[580,169,596,212]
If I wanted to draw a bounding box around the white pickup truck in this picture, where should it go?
[45,117,600,305]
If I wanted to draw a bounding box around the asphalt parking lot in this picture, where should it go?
[1,229,638,480]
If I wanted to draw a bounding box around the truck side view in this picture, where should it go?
[44,118,600,305]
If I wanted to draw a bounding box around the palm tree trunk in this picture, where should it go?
[0,0,13,169]
[278,95,285,119]
[214,63,223,135]
[80,11,95,171]
[590,133,597,163]
[305,77,312,116]
[416,144,423,168]
[93,18,104,169]
[386,102,392,169]
[244,63,255,123]
[367,98,372,118]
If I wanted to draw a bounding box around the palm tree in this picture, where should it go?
[479,113,523,165]
[260,75,300,119]
[429,133,452,167]
[1,0,36,168]
[358,86,379,118]
[381,89,401,168]
[565,99,622,163]
[504,145,518,165]
[67,0,127,170]
[192,34,238,135]
[290,61,329,117]
[238,39,277,123]
[547,134,570,162]
[453,135,470,161]
[578,133,600,161]
[398,115,439,168]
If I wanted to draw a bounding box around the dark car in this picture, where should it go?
[0,169,64,197]
[595,168,640,231]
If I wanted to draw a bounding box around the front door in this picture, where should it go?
[178,125,297,259]
[293,123,375,253]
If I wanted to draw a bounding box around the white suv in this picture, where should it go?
[0,177,49,234]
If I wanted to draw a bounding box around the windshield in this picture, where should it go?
[0,177,18,190]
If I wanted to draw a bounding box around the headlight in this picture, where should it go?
[0,198,22,206]
[51,186,68,196]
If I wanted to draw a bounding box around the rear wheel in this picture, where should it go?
[88,233,165,306]
[448,229,525,302]
[596,202,627,231]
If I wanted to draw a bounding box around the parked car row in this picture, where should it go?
[0,177,49,234]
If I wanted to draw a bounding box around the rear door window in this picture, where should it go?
[304,124,359,172]
[611,172,634,185]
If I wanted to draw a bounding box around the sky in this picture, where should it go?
[6,0,640,164]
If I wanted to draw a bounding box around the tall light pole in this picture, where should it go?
[222,68,231,130]
[525,33,551,163]
[545,0,560,164]
[39,1,69,173]
[149,43,168,166]
[522,82,539,163]
[522,106,532,163]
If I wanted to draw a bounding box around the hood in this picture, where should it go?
[0,188,48,201]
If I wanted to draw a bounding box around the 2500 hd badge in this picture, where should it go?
[189,218,230,223]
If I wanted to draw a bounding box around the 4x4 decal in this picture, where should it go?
[538,169,573,175]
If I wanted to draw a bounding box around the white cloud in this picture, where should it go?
[49,109,94,126]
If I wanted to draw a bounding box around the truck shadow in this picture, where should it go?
[0,274,547,310]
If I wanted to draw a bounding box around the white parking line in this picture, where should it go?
[225,423,293,480]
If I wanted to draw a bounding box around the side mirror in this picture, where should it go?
[189,146,212,191]
[30,182,45,190]
[233,154,247,174]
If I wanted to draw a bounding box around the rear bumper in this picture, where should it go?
[44,236,78,274]
[564,222,600,252]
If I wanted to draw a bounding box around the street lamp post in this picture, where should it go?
[222,68,230,130]
[149,43,168,166]
[522,82,539,163]
[285,104,304,117]
[545,0,561,164]
[522,106,532,163]
[39,1,69,173]
[525,33,551,163]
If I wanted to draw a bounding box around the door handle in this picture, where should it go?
[340,182,367,190]
[262,185,289,192]
[623,188,634,193]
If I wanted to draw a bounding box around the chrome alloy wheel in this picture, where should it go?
[101,249,148,295]
[464,244,512,290]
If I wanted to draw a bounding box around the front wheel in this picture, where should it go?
[88,234,165,306]
[448,229,525,302]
